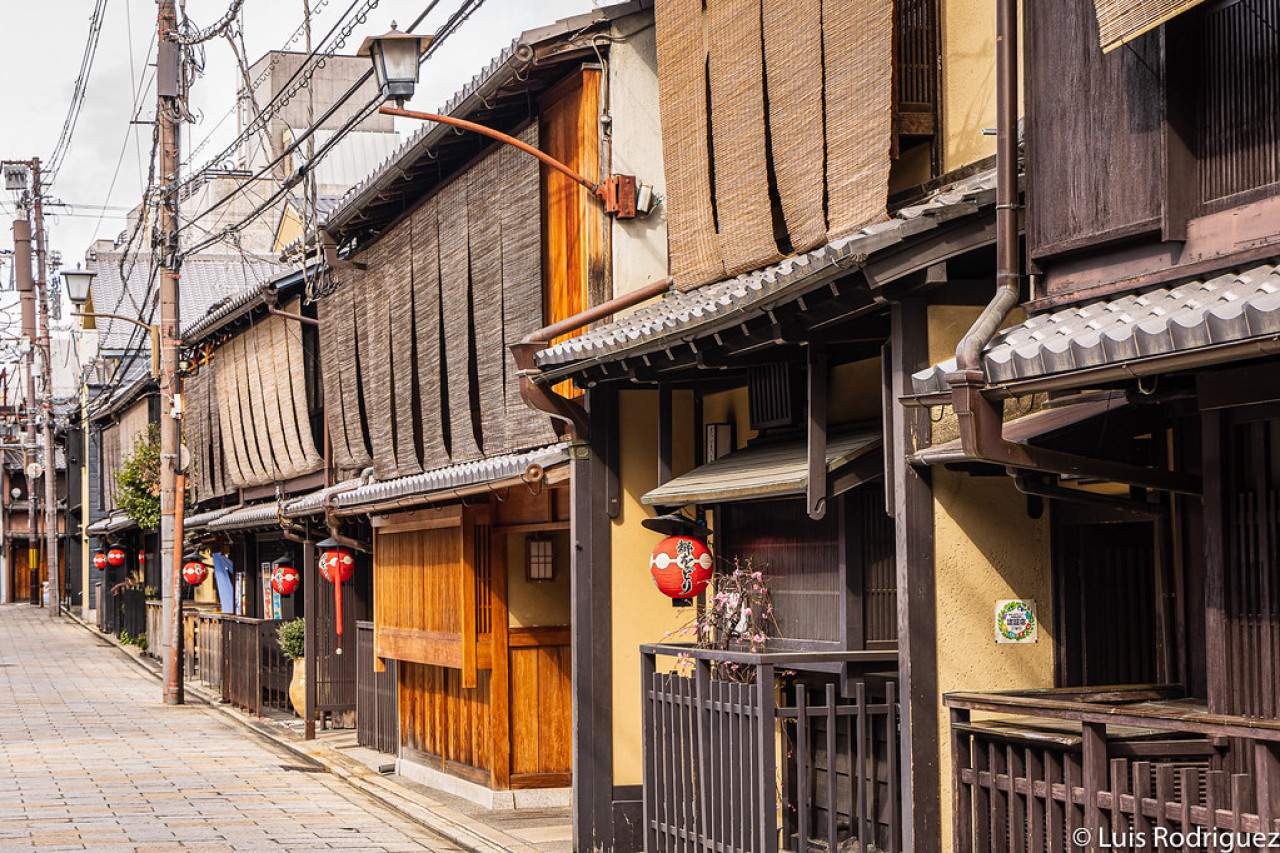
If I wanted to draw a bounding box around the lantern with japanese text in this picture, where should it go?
[92,552,107,570]
[181,554,208,586]
[106,547,126,567]
[271,560,300,596]
[318,539,355,653]
[649,535,713,600]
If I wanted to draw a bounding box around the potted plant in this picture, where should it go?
[277,618,306,718]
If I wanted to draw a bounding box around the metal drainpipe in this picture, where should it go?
[509,276,674,439]
[322,468,372,553]
[947,0,1020,406]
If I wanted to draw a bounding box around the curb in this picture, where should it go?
[62,612,537,853]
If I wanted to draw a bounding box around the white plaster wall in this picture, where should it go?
[607,15,668,302]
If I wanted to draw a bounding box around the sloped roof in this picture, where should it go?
[912,262,1280,395]
[85,251,285,350]
[534,168,999,371]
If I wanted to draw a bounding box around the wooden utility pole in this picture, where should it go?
[157,0,185,704]
[31,160,59,618]
[11,213,39,606]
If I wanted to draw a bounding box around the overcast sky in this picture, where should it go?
[0,0,600,328]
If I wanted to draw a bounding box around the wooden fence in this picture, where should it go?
[196,612,224,691]
[948,687,1280,853]
[118,588,147,640]
[356,621,398,754]
[220,616,290,715]
[641,644,901,853]
[145,601,163,658]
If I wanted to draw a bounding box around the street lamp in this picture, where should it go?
[359,24,650,219]
[357,23,431,107]
[61,267,96,307]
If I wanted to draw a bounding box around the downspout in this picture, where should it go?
[943,0,1199,496]
[323,467,372,553]
[509,276,674,439]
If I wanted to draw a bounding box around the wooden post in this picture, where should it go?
[951,707,973,853]
[807,343,828,520]
[460,508,478,689]
[1081,722,1107,852]
[570,387,617,851]
[489,524,511,789]
[303,538,317,739]
[888,300,940,850]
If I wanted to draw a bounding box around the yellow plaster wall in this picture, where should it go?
[932,468,1054,849]
[702,385,753,451]
[611,389,696,787]
[829,358,883,426]
[507,531,571,627]
[939,0,1024,173]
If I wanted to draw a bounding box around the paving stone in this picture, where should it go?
[0,606,453,851]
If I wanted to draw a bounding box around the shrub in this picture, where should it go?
[277,618,305,660]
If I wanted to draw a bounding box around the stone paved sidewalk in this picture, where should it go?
[0,603,461,851]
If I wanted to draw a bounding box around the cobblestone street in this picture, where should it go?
[0,604,460,851]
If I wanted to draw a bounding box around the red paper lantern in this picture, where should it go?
[106,548,126,567]
[271,563,300,596]
[318,540,355,652]
[650,535,713,599]
[92,552,107,570]
[319,547,354,584]
[182,560,208,586]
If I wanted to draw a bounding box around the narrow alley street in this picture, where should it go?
[0,604,457,851]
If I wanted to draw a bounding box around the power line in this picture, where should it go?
[178,0,484,257]
[47,0,111,183]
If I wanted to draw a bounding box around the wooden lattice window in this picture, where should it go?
[1195,0,1280,206]
[893,0,940,144]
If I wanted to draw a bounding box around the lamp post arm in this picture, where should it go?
[71,310,159,335]
[379,105,601,197]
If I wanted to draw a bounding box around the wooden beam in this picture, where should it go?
[889,299,940,850]
[489,523,511,790]
[571,387,617,849]
[807,344,828,520]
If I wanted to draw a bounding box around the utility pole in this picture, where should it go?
[32,160,59,618]
[157,0,185,704]
[12,214,38,607]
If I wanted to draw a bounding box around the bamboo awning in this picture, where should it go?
[642,430,882,507]
[1093,0,1207,52]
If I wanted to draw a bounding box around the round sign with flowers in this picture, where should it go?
[995,599,1037,643]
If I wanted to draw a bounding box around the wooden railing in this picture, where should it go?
[640,644,901,853]
[947,685,1280,853]
[356,621,398,754]
[220,616,290,715]
[145,601,163,658]
[196,612,224,691]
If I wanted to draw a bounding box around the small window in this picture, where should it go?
[526,534,555,582]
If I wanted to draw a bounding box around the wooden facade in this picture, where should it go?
[1025,0,1280,306]
[374,486,572,790]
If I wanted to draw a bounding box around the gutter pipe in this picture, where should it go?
[510,276,673,439]
[941,0,1197,495]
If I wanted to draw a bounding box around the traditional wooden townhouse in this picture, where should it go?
[897,0,1280,849]
[514,0,1016,850]
[286,1,666,808]
[80,247,282,644]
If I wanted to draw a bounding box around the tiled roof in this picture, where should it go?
[207,502,282,532]
[534,169,999,370]
[85,251,285,350]
[331,444,570,512]
[912,262,1280,395]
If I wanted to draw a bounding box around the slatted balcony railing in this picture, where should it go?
[947,685,1280,852]
[641,643,901,853]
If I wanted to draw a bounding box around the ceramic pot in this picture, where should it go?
[289,657,306,718]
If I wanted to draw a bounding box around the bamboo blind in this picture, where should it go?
[1094,0,1206,52]
[655,0,894,291]
[211,308,322,487]
[320,125,555,481]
